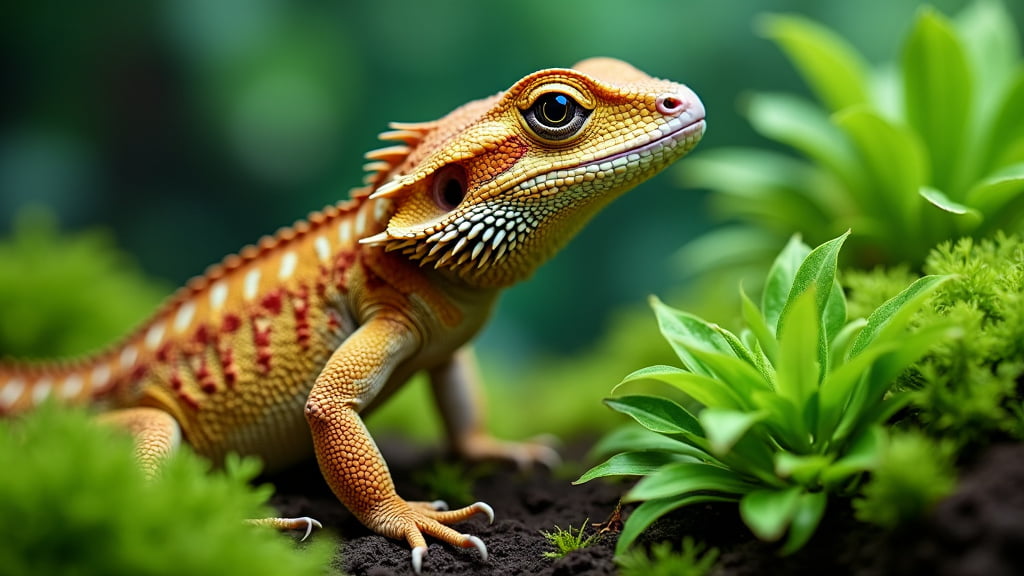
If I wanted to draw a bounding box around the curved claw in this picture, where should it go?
[471,501,495,524]
[298,517,323,541]
[411,545,427,574]
[466,534,488,561]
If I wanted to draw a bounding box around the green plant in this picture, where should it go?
[615,537,719,576]
[577,232,953,554]
[0,403,335,576]
[680,0,1024,274]
[412,459,480,507]
[0,207,170,358]
[853,430,957,528]
[539,518,601,559]
[848,232,1024,449]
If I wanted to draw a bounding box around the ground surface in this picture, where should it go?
[268,440,1024,576]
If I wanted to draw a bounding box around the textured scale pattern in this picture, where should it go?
[0,58,705,573]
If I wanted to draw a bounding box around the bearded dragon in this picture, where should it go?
[0,57,705,573]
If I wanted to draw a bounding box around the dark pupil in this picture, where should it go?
[539,94,571,126]
[442,176,464,207]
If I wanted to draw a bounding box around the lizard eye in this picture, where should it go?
[432,164,468,211]
[521,92,591,142]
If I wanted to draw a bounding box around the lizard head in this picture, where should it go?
[359,57,705,288]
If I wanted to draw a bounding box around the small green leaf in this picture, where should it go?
[903,7,971,194]
[588,425,706,462]
[615,495,733,555]
[751,390,810,453]
[821,426,886,487]
[650,296,735,377]
[774,452,833,485]
[965,162,1024,216]
[758,14,871,112]
[739,487,802,542]
[618,365,747,411]
[625,461,754,502]
[780,232,849,337]
[700,409,768,456]
[689,347,773,398]
[849,275,949,356]
[575,452,690,484]
[779,491,828,554]
[920,187,982,222]
[776,286,822,413]
[604,395,704,438]
[741,285,779,366]
[763,235,811,334]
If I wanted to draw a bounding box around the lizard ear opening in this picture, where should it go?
[432,164,468,211]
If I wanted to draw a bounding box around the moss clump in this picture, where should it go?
[0,404,335,576]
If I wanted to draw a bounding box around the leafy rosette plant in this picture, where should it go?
[680,0,1024,272]
[577,233,953,554]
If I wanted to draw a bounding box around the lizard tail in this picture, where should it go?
[0,353,125,416]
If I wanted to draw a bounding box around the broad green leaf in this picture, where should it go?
[740,487,802,542]
[835,107,927,236]
[849,275,949,356]
[741,285,779,366]
[700,408,768,456]
[604,395,704,438]
[650,296,735,378]
[780,491,828,554]
[675,225,785,278]
[978,73,1024,175]
[763,235,811,334]
[776,286,822,412]
[965,162,1024,217]
[587,425,706,461]
[615,495,733,555]
[758,14,871,112]
[745,92,864,192]
[817,341,895,441]
[820,426,886,487]
[823,278,847,349]
[774,452,833,485]
[618,366,747,411]
[955,0,1020,116]
[574,452,691,484]
[625,461,754,502]
[828,318,866,368]
[903,7,971,194]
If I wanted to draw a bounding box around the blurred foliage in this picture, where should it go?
[853,430,957,529]
[615,537,719,576]
[679,0,1024,289]
[0,207,169,359]
[848,233,1024,452]
[0,402,335,576]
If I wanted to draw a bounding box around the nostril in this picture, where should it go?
[656,94,685,116]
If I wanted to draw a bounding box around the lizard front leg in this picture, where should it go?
[304,315,491,573]
[429,347,560,468]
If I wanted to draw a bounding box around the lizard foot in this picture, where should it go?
[456,433,562,470]
[247,516,323,541]
[372,500,493,574]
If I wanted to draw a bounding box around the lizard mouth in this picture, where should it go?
[580,114,706,171]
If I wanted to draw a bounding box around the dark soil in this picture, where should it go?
[267,440,1024,576]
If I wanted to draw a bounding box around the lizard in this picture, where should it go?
[0,57,705,573]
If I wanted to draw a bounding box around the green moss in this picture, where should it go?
[616,537,719,576]
[0,404,335,576]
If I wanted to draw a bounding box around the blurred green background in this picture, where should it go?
[1,0,1021,371]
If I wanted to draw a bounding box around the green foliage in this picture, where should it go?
[615,536,719,576]
[680,0,1024,274]
[412,459,480,507]
[0,208,169,358]
[853,430,957,528]
[578,233,952,555]
[539,518,601,559]
[847,233,1024,449]
[0,404,334,576]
